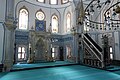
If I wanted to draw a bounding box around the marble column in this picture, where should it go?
[3,0,17,71]
[3,25,16,71]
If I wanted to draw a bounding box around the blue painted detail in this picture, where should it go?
[15,31,29,44]
[63,37,73,42]
[35,20,46,31]
[52,37,73,42]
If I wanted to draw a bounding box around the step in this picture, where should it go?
[105,65,120,72]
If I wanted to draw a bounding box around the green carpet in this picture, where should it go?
[0,65,120,80]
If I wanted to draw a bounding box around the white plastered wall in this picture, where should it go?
[15,0,73,34]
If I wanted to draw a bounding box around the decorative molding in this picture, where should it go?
[18,0,71,9]
[5,15,17,30]
[15,31,29,44]
[28,30,50,62]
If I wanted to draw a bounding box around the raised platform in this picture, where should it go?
[104,60,120,72]
[105,65,120,72]
[10,61,77,72]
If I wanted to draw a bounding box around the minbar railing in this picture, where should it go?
[83,33,104,68]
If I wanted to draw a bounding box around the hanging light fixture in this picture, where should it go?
[90,5,94,15]
[117,22,119,28]
[109,27,111,30]
[96,24,98,29]
[100,25,102,30]
[92,24,94,29]
[85,9,90,16]
[111,22,114,28]
[83,0,113,31]
[105,0,111,5]
[112,10,117,19]
[96,0,101,11]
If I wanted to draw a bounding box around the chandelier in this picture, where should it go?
[84,0,120,31]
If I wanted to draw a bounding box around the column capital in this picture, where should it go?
[4,19,17,31]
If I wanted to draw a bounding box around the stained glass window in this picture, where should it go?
[19,8,28,30]
[52,15,58,33]
[66,13,71,32]
[36,10,45,20]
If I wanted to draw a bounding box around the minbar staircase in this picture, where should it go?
[83,33,105,68]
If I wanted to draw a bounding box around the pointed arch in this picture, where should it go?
[35,9,45,20]
[18,6,29,30]
[51,14,59,33]
[66,12,71,32]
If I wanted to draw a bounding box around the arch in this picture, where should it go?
[66,12,71,32]
[18,6,29,30]
[51,14,59,33]
[35,9,45,20]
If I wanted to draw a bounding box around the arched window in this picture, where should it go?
[36,10,45,20]
[66,13,71,32]
[37,0,45,3]
[51,15,58,33]
[50,0,57,4]
[19,8,28,30]
[62,0,69,4]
